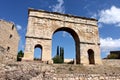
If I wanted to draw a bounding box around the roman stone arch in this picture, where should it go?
[23,8,102,65]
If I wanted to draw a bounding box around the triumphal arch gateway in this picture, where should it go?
[23,8,102,65]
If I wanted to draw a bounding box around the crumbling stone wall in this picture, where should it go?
[23,9,102,65]
[0,62,120,80]
[102,59,120,67]
[0,19,20,62]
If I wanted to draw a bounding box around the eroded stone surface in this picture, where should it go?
[0,19,20,62]
[0,62,120,80]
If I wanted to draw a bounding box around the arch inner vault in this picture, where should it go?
[52,27,80,64]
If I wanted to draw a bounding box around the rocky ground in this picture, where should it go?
[0,61,120,80]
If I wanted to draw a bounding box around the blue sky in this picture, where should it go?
[0,0,120,59]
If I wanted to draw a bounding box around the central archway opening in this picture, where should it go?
[52,27,80,64]
[34,44,42,61]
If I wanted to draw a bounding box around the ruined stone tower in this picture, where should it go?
[0,19,20,62]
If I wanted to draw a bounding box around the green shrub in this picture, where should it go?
[17,50,24,61]
[52,55,63,63]
[34,58,41,61]
[52,46,64,63]
[107,54,118,59]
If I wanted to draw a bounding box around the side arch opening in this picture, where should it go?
[34,44,42,61]
[88,49,95,64]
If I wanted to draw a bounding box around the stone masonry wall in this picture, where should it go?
[102,59,120,67]
[0,19,20,62]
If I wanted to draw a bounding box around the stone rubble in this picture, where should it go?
[0,61,120,80]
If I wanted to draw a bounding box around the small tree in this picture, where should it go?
[60,47,64,63]
[62,48,64,62]
[52,55,63,63]
[60,47,62,58]
[17,50,24,61]
[52,46,64,63]
[57,46,59,56]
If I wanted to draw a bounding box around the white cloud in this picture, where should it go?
[16,24,22,31]
[62,31,72,38]
[98,23,103,28]
[51,0,65,13]
[62,31,67,37]
[100,37,120,53]
[98,6,120,26]
[91,6,120,27]
[117,23,120,27]
[91,13,97,19]
[18,36,24,51]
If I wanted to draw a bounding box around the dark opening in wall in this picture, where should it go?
[88,49,95,64]
[12,25,14,30]
[7,47,10,51]
[9,34,12,38]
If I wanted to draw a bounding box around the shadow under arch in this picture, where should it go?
[34,44,42,61]
[53,27,80,64]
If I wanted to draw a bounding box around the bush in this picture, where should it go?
[52,46,64,63]
[52,55,63,63]
[34,58,41,61]
[107,54,119,59]
[17,50,24,61]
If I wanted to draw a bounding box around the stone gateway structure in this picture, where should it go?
[23,8,102,65]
